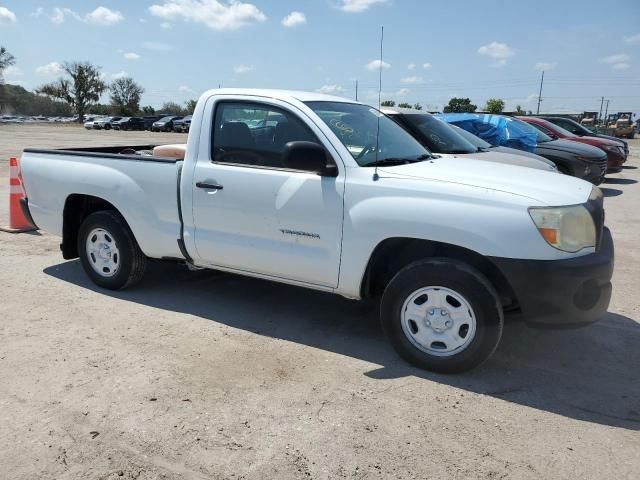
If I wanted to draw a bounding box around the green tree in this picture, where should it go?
[159,101,184,115]
[398,102,412,109]
[109,77,144,115]
[484,98,505,114]
[380,100,395,107]
[413,103,423,110]
[141,105,156,115]
[37,61,107,122]
[443,97,477,113]
[0,84,73,116]
[184,99,197,115]
[515,105,525,114]
[0,46,16,83]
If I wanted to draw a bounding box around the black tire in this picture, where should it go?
[77,211,147,290]
[380,258,503,373]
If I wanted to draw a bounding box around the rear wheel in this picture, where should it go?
[380,258,503,373]
[78,211,147,290]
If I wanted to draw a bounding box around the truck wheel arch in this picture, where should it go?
[360,237,518,312]
[61,194,130,260]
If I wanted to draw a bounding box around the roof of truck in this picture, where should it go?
[201,88,360,104]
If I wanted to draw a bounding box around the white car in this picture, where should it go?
[19,89,614,373]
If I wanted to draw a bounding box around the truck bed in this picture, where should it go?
[23,145,182,163]
[20,146,184,260]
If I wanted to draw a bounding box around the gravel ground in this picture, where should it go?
[0,124,638,480]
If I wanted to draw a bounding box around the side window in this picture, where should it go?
[212,102,321,170]
[557,119,579,134]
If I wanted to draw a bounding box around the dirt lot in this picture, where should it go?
[0,124,638,479]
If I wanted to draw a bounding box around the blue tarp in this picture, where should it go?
[438,113,538,153]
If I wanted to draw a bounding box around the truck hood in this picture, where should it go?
[377,156,592,206]
[536,138,605,159]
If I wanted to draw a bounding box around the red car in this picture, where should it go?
[517,116,626,172]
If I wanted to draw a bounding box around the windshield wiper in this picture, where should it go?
[365,154,431,167]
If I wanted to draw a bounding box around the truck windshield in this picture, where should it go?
[397,114,478,154]
[305,101,430,166]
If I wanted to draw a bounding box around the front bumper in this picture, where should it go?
[491,227,614,328]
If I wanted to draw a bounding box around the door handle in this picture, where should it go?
[196,181,224,190]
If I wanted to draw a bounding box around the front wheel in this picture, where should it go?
[380,258,503,373]
[78,211,147,290]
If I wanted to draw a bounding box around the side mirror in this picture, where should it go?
[283,141,338,177]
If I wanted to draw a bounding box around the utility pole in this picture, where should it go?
[355,79,358,101]
[536,70,544,114]
[604,99,610,122]
[599,96,604,123]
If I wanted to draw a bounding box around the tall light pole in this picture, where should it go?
[604,99,610,123]
[536,70,544,114]
[599,96,604,123]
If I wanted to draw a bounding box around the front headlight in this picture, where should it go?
[529,205,596,252]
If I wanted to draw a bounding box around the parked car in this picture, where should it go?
[539,116,629,158]
[19,89,614,373]
[142,115,162,130]
[173,115,192,133]
[450,125,557,167]
[518,116,626,173]
[441,114,608,185]
[84,117,98,129]
[151,116,182,132]
[382,108,557,171]
[93,116,122,130]
[113,117,145,131]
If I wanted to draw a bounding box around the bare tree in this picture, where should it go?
[37,61,107,122]
[109,77,145,115]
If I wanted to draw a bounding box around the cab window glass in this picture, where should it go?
[212,102,320,170]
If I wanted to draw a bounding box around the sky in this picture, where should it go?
[1,0,640,114]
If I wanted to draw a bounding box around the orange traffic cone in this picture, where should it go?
[0,157,37,233]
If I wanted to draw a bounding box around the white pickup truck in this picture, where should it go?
[19,89,614,373]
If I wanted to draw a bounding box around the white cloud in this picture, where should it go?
[612,63,630,70]
[0,6,17,25]
[160,21,172,29]
[601,53,630,64]
[624,33,640,45]
[601,54,631,70]
[478,41,515,66]
[35,62,63,76]
[178,85,194,93]
[400,76,423,84]
[423,63,431,69]
[111,71,129,80]
[233,64,255,73]
[86,6,124,25]
[124,52,141,60]
[142,41,175,51]
[407,63,416,70]
[37,6,122,26]
[338,0,387,13]
[50,7,67,24]
[396,88,410,96]
[366,59,390,71]
[3,65,23,76]
[535,62,557,71]
[282,11,306,28]
[149,0,266,31]
[316,84,344,95]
